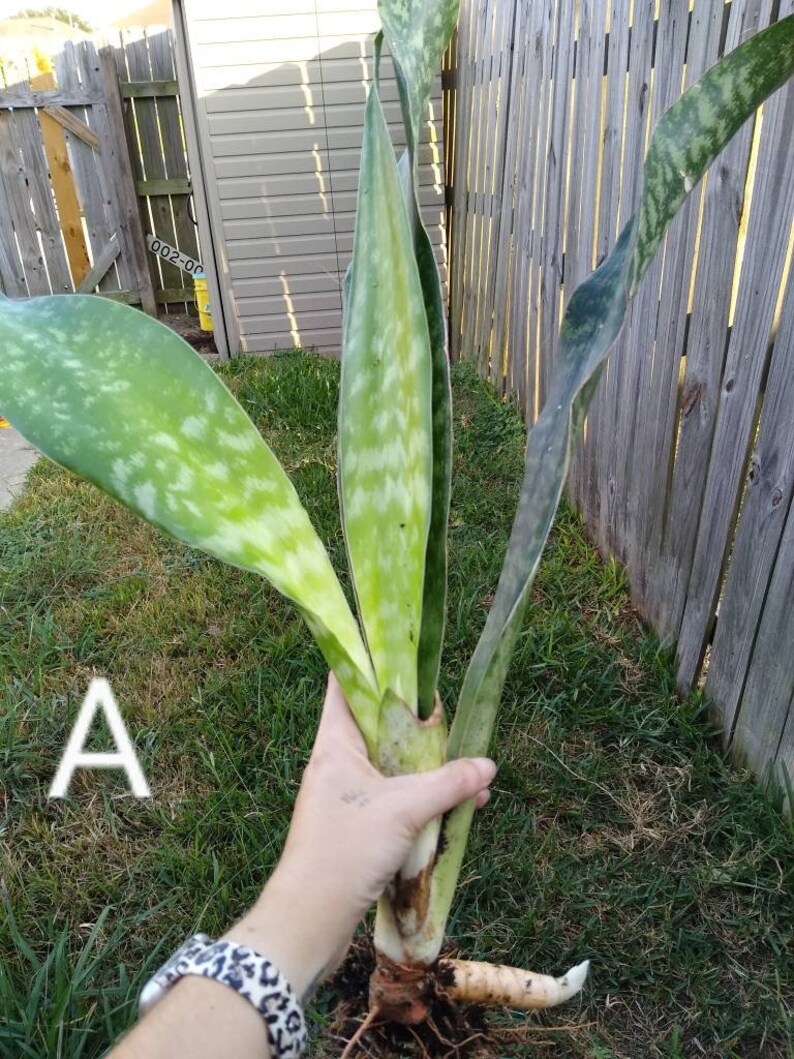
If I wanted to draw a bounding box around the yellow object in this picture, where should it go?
[193,272,213,332]
[0,416,9,428]
[32,47,53,75]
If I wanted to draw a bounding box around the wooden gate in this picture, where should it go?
[0,40,155,313]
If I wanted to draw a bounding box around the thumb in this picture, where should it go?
[394,757,497,829]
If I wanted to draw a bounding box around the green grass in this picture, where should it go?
[1,354,791,1058]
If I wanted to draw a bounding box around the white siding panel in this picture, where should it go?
[205,79,403,114]
[181,0,447,355]
[220,184,443,220]
[194,36,377,70]
[241,330,343,354]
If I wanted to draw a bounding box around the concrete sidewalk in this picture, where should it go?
[0,426,39,512]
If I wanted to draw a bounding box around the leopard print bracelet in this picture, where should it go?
[139,933,308,1058]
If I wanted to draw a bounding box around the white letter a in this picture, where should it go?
[48,678,151,798]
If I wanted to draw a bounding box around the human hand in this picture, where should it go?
[227,674,496,998]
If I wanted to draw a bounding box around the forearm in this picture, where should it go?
[111,974,273,1059]
[109,863,355,1059]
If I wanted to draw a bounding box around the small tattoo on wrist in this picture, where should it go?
[341,789,370,807]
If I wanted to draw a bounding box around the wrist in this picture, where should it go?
[223,862,358,999]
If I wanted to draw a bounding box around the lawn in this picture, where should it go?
[0,354,791,1058]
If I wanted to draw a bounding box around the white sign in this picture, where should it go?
[146,234,202,276]
[48,678,151,798]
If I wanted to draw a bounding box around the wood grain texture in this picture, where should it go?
[55,43,120,293]
[707,265,794,741]
[149,29,200,309]
[649,0,772,640]
[33,71,92,288]
[40,105,100,149]
[449,0,794,785]
[96,44,157,315]
[676,77,794,690]
[119,31,180,299]
[731,499,794,776]
[0,109,48,295]
[13,105,73,294]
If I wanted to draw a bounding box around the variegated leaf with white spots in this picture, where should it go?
[379,0,459,155]
[0,294,380,751]
[339,83,433,710]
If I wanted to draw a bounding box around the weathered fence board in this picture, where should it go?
[732,501,794,775]
[56,42,122,295]
[637,2,726,630]
[676,80,794,689]
[707,269,794,738]
[447,0,794,796]
[32,71,92,286]
[118,29,183,301]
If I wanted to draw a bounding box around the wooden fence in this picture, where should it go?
[447,0,794,793]
[0,28,200,314]
[113,28,201,313]
[0,41,156,311]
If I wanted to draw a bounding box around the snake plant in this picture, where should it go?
[2,0,792,1025]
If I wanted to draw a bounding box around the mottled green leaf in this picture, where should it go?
[0,295,380,750]
[379,0,459,156]
[431,13,794,941]
[338,84,433,710]
[385,25,455,717]
[632,17,794,287]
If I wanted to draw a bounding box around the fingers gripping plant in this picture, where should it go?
[2,0,793,1028]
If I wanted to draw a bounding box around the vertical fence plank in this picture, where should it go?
[536,0,575,420]
[149,28,200,307]
[460,0,496,364]
[510,0,554,417]
[599,0,655,560]
[13,106,73,294]
[730,499,794,777]
[55,41,120,294]
[617,0,694,591]
[605,0,678,559]
[577,0,630,529]
[95,42,157,314]
[475,0,520,381]
[676,79,794,689]
[566,0,608,507]
[706,266,794,739]
[489,0,528,388]
[31,69,91,287]
[0,109,49,295]
[121,30,182,300]
[773,682,794,810]
[449,0,476,359]
[648,0,773,637]
[643,0,732,626]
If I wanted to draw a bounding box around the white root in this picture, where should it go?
[437,957,590,1010]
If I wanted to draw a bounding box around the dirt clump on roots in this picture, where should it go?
[324,938,501,1058]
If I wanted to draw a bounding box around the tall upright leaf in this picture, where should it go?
[0,295,381,750]
[380,1,459,715]
[338,83,433,711]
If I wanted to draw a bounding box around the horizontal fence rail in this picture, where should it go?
[446,0,794,795]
